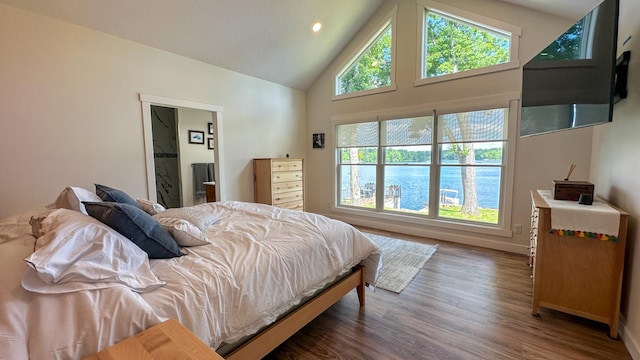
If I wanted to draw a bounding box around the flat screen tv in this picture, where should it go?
[520,0,620,137]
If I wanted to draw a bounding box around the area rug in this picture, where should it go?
[365,233,438,294]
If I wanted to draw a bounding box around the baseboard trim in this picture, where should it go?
[621,318,640,360]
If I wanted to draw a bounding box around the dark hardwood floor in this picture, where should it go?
[265,227,632,360]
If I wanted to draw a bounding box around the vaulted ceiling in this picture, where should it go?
[0,0,602,91]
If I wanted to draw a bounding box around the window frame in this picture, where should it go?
[332,93,519,237]
[435,109,509,225]
[332,6,398,101]
[415,0,521,86]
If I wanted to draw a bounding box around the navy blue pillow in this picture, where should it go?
[83,201,184,259]
[95,184,139,208]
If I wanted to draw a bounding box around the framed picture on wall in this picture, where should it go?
[208,138,214,150]
[208,122,214,134]
[188,130,205,144]
[312,133,325,149]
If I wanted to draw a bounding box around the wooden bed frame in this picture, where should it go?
[224,265,365,359]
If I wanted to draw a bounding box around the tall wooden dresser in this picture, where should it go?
[529,189,628,338]
[253,158,304,211]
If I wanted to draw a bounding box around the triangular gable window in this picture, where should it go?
[333,9,396,99]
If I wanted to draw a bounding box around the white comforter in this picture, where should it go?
[0,201,381,359]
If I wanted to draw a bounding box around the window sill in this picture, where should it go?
[332,205,512,238]
[331,83,397,101]
[414,61,520,87]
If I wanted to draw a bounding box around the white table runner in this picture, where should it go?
[539,189,620,237]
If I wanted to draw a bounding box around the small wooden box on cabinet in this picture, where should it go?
[529,189,627,338]
[552,180,594,201]
[254,158,304,211]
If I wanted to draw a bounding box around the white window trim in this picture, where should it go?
[332,6,398,101]
[415,0,521,87]
[331,92,519,238]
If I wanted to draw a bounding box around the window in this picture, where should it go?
[437,109,507,224]
[333,8,396,99]
[337,122,378,208]
[335,97,516,232]
[337,118,433,214]
[416,0,520,85]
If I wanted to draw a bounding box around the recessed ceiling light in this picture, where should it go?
[312,22,322,32]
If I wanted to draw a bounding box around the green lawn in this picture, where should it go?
[344,200,499,224]
[438,206,499,224]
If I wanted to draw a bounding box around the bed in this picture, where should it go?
[0,186,381,359]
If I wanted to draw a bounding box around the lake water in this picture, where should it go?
[341,162,501,210]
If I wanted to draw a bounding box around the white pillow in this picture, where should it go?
[46,186,102,215]
[153,205,219,232]
[155,217,210,246]
[136,198,167,215]
[23,208,165,293]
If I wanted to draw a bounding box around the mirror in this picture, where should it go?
[151,106,218,208]
[140,94,224,207]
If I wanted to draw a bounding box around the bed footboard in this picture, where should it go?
[224,265,365,360]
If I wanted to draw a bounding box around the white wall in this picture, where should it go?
[591,0,640,356]
[0,4,306,219]
[305,0,593,253]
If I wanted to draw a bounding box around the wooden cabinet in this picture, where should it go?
[204,182,216,202]
[84,319,223,360]
[254,158,304,211]
[529,189,628,338]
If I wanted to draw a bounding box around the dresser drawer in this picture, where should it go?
[272,171,302,183]
[272,160,303,171]
[273,180,303,194]
[273,190,303,204]
[277,200,304,211]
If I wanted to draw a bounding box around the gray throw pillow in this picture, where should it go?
[95,184,140,208]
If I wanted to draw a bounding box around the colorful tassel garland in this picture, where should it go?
[549,229,618,242]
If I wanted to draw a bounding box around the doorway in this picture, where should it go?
[140,94,225,206]
[150,105,182,208]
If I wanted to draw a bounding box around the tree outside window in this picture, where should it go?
[423,11,510,79]
[336,24,392,96]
